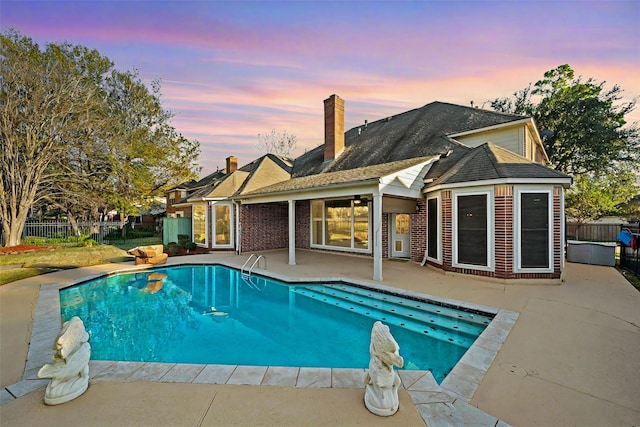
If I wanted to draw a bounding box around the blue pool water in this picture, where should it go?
[59,265,493,382]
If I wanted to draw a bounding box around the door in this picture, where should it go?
[391,213,411,258]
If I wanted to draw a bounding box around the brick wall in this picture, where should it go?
[441,191,453,270]
[296,201,310,249]
[426,186,562,280]
[381,213,388,259]
[240,203,288,252]
[494,185,514,279]
[410,200,427,262]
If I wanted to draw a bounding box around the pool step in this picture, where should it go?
[291,286,481,348]
[292,284,490,332]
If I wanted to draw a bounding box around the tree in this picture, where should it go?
[565,170,638,224]
[1,30,200,246]
[257,129,297,157]
[490,64,639,176]
[490,65,640,223]
[0,30,112,246]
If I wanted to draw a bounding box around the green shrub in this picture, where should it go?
[185,242,197,252]
[167,241,180,255]
[177,234,190,248]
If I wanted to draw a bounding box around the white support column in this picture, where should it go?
[373,194,383,281]
[288,199,296,265]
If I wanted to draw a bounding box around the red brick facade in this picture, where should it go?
[240,203,289,252]
[237,186,563,281]
[426,185,563,280]
[410,200,427,262]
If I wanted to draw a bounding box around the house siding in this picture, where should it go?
[455,127,523,157]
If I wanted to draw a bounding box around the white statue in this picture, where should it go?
[363,321,404,416]
[38,316,91,405]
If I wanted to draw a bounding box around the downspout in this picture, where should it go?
[234,200,241,255]
[421,245,428,266]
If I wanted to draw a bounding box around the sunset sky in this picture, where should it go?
[2,1,639,176]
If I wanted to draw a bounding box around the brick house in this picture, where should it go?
[234,95,572,283]
[166,154,292,250]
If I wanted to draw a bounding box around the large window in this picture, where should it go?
[454,191,492,269]
[518,190,552,270]
[310,199,370,252]
[213,203,232,247]
[193,205,207,245]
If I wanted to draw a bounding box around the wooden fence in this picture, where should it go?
[566,223,625,242]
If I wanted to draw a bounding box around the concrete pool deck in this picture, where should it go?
[1,250,640,426]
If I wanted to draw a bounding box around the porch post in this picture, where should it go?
[373,194,383,281]
[288,199,296,265]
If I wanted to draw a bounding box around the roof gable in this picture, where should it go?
[242,156,437,197]
[426,143,570,188]
[187,153,293,201]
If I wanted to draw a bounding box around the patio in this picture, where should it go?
[1,250,639,426]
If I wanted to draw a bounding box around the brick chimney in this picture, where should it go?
[226,156,237,174]
[324,94,345,161]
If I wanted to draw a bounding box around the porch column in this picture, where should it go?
[373,194,383,281]
[288,199,296,265]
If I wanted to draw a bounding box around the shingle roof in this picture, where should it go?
[292,101,525,178]
[426,143,571,188]
[187,154,293,200]
[242,156,436,197]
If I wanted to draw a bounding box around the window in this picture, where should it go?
[427,197,439,261]
[311,200,323,245]
[193,205,207,245]
[453,189,493,270]
[212,203,232,247]
[517,189,552,271]
[214,205,230,245]
[310,198,370,252]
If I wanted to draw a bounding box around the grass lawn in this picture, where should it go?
[0,245,135,286]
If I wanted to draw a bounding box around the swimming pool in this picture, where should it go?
[59,264,494,383]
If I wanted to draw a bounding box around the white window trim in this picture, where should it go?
[452,187,494,272]
[192,203,208,247]
[426,194,442,264]
[514,186,554,273]
[211,201,234,249]
[309,198,372,254]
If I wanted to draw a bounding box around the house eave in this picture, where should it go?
[235,178,381,204]
[448,118,531,138]
[423,177,572,193]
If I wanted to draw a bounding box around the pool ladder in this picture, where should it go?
[241,254,267,289]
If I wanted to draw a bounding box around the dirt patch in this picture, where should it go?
[0,245,51,256]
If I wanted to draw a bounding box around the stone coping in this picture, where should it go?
[2,262,518,426]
